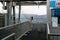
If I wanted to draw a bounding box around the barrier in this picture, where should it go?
[0,21,31,40]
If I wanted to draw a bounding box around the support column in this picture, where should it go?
[47,0,51,25]
[47,0,50,40]
[13,6,15,24]
[3,1,7,26]
[7,2,12,25]
[18,2,21,23]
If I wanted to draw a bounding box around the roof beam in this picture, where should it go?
[16,1,46,5]
[0,0,46,2]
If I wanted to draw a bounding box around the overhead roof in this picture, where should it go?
[16,1,46,5]
[0,0,46,2]
[1,1,46,6]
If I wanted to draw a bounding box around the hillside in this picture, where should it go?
[16,14,47,23]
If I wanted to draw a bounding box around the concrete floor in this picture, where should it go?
[20,31,46,40]
[20,23,47,40]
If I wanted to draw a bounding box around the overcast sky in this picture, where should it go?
[0,2,47,15]
[21,5,47,15]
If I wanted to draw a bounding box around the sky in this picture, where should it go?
[21,5,47,15]
[0,2,47,15]
[0,2,7,13]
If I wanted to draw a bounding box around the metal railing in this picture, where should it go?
[0,21,31,40]
[1,33,15,40]
[48,33,60,40]
[47,23,60,40]
[20,18,47,23]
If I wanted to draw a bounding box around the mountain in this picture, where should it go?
[15,14,47,23]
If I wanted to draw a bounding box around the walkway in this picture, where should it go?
[20,23,47,40]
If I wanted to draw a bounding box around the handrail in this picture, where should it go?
[0,21,30,40]
[48,25,60,40]
[47,23,50,34]
[0,21,29,30]
[48,33,60,40]
[16,30,30,40]
[48,33,60,36]
[1,33,15,40]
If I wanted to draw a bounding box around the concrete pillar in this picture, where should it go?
[47,0,51,40]
[12,2,16,24]
[3,1,5,9]
[7,2,12,25]
[47,0,51,25]
[13,6,15,24]
[5,14,7,26]
[18,2,21,23]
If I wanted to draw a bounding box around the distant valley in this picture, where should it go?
[15,14,47,23]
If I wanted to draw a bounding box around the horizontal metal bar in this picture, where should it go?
[48,33,60,36]
[1,33,15,40]
[16,30,30,40]
[0,0,46,2]
[47,23,50,34]
[0,21,29,30]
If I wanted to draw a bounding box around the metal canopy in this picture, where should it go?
[0,0,46,2]
[16,1,46,5]
[1,1,46,6]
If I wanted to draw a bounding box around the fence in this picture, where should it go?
[0,21,31,40]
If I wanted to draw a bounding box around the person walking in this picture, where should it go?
[29,16,33,31]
